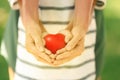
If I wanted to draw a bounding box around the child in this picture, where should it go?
[1,0,106,80]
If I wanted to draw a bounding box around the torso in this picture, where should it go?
[14,0,96,80]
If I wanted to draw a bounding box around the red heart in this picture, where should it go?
[44,33,66,54]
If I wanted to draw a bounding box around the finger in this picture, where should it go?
[25,34,35,53]
[42,32,49,38]
[56,47,67,55]
[66,36,80,50]
[42,38,46,46]
[42,32,48,45]
[54,47,83,66]
[25,36,52,63]
[25,33,34,43]
[54,39,84,66]
[45,48,52,55]
[34,36,44,52]
[59,30,72,43]
[38,52,52,63]
[35,55,52,65]
[56,51,70,60]
[27,45,52,64]
[65,33,72,43]
[26,34,43,51]
[56,39,84,60]
[49,54,56,59]
[30,30,44,52]
[26,41,51,62]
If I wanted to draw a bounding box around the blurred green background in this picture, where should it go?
[0,0,120,80]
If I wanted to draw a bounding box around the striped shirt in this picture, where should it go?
[10,0,97,80]
[14,0,96,80]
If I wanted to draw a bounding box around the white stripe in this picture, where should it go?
[86,74,96,80]
[43,24,69,34]
[18,17,25,31]
[88,18,96,31]
[84,32,96,47]
[39,9,74,22]
[18,30,25,46]
[39,0,74,7]
[15,59,95,80]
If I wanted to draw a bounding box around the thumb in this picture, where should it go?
[59,30,72,43]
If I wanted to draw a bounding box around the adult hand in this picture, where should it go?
[53,38,84,66]
[64,0,94,51]
[56,29,72,54]
[19,0,54,64]
[25,21,52,63]
[65,23,87,51]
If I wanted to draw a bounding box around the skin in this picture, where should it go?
[9,0,101,79]
[19,0,52,64]
[55,0,95,64]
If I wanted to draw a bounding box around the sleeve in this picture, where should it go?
[95,10,105,78]
[0,10,19,70]
[8,0,19,9]
[95,0,107,10]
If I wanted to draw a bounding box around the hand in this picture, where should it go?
[59,29,73,43]
[65,19,87,51]
[53,38,84,66]
[56,19,86,54]
[25,21,52,64]
[19,0,54,65]
[56,29,72,54]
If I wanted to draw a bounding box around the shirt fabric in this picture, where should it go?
[0,0,106,80]
[16,0,96,79]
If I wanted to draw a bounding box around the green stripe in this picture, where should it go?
[77,72,95,80]
[18,41,95,50]
[96,1,104,7]
[42,21,69,24]
[39,6,74,10]
[18,27,96,35]
[15,72,38,80]
[86,30,96,34]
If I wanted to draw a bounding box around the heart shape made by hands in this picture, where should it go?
[44,33,66,54]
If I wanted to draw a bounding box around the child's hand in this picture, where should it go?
[25,22,52,63]
[56,30,72,54]
[65,25,86,51]
[59,29,73,43]
[53,38,84,65]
